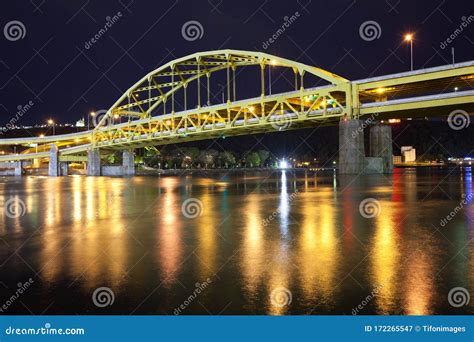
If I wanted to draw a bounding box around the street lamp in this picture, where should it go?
[89,111,95,130]
[404,33,414,71]
[47,119,55,135]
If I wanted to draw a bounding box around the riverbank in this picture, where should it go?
[137,166,336,175]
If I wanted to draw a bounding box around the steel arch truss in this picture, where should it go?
[93,84,351,149]
[97,49,348,125]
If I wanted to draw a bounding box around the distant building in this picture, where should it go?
[401,146,416,163]
[76,118,85,127]
[393,155,402,164]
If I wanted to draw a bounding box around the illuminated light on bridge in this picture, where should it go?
[0,49,472,176]
[279,160,289,169]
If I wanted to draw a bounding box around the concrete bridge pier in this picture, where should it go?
[60,162,69,176]
[14,161,23,176]
[48,145,59,176]
[87,149,101,176]
[122,150,135,176]
[338,119,366,174]
[370,124,393,173]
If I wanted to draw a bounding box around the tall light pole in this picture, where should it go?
[405,34,414,71]
[47,119,55,135]
[89,112,95,130]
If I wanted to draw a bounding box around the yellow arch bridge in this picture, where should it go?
[0,49,473,175]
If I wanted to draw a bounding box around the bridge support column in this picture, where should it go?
[338,119,366,174]
[122,150,135,176]
[48,145,59,176]
[14,161,23,176]
[87,149,101,176]
[370,124,393,173]
[60,162,69,176]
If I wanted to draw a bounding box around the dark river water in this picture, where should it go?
[0,168,473,315]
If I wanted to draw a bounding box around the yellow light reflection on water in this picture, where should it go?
[402,250,433,315]
[64,177,128,289]
[157,177,183,286]
[196,190,217,279]
[298,192,339,302]
[370,201,400,314]
[240,194,264,301]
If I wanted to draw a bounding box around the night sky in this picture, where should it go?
[0,0,473,157]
